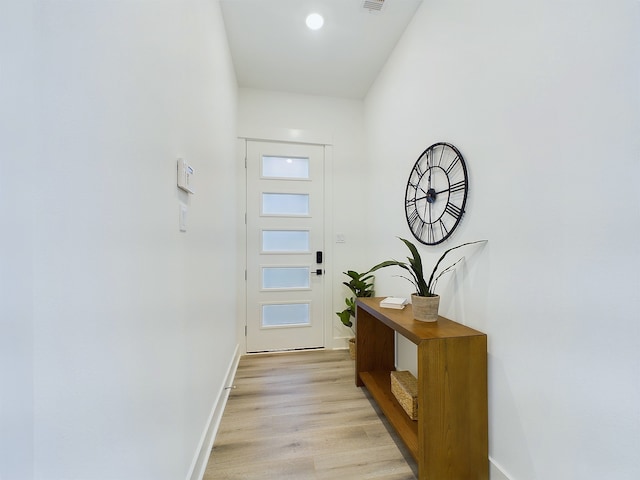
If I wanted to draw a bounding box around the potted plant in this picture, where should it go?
[336,269,376,359]
[372,237,485,322]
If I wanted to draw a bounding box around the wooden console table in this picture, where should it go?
[356,297,488,479]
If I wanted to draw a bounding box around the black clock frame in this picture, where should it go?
[404,142,469,246]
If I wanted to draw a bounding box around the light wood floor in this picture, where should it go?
[203,349,418,480]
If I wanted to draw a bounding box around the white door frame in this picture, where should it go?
[235,128,334,355]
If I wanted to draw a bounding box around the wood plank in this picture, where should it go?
[360,371,419,460]
[357,299,489,480]
[357,297,486,343]
[205,350,418,480]
[420,337,489,480]
[356,305,395,386]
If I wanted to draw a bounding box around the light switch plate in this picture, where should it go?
[177,157,194,194]
[179,204,187,232]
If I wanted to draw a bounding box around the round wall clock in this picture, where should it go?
[404,142,469,245]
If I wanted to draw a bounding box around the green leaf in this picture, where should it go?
[370,238,486,297]
[336,309,353,328]
[426,240,486,293]
[398,238,429,295]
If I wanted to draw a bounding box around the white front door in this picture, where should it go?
[245,140,325,352]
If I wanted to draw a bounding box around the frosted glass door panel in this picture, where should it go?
[262,230,310,252]
[262,267,310,289]
[262,303,310,327]
[262,156,309,179]
[262,193,309,216]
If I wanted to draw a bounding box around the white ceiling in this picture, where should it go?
[220,0,423,99]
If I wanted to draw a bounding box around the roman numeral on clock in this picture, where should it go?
[445,156,460,175]
[438,219,449,238]
[407,209,429,239]
[445,202,463,219]
[449,180,466,193]
[407,209,420,227]
[426,223,435,244]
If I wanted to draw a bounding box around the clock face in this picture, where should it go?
[405,142,469,245]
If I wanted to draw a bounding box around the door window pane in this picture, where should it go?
[262,230,309,252]
[262,267,310,289]
[262,193,309,215]
[262,303,310,327]
[262,156,309,179]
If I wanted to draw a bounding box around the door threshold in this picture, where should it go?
[246,346,325,355]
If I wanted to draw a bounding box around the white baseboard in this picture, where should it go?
[490,456,513,480]
[186,344,241,480]
[332,335,354,350]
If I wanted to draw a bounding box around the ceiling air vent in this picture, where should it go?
[362,0,387,13]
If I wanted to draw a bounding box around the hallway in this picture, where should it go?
[204,350,417,479]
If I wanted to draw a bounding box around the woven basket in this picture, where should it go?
[348,337,356,360]
[390,370,418,420]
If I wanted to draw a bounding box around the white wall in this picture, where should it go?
[1,1,238,479]
[364,0,640,479]
[237,88,367,348]
[0,1,36,479]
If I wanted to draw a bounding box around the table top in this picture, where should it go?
[357,297,486,344]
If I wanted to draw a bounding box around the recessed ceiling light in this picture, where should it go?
[305,13,324,30]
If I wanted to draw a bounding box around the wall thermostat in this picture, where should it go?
[177,157,194,194]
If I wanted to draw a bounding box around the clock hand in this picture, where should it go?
[435,180,465,195]
[409,180,429,197]
[414,188,438,205]
[420,190,430,223]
